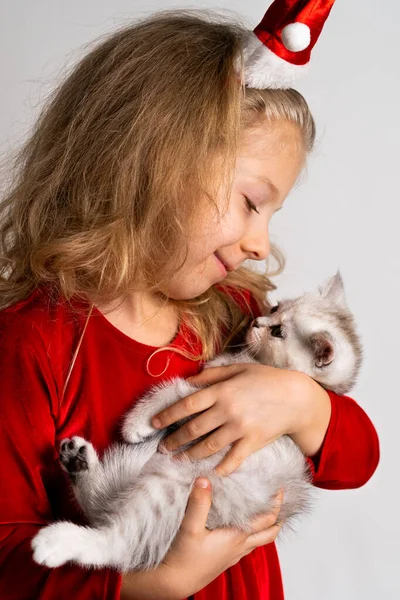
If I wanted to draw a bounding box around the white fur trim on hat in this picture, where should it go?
[236,31,309,89]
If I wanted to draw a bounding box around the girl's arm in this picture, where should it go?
[0,313,122,599]
[288,374,380,489]
[304,389,380,489]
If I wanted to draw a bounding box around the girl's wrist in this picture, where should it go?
[288,371,332,457]
[278,369,314,435]
[120,563,184,600]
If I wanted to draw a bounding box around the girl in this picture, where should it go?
[0,7,379,600]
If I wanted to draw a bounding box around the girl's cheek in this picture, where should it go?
[220,212,245,243]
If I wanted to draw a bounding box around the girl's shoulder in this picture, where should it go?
[0,285,87,351]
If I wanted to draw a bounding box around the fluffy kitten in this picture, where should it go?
[32,272,362,572]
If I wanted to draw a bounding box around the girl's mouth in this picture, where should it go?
[214,252,227,276]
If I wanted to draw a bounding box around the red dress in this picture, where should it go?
[0,285,379,599]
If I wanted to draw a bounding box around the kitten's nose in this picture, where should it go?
[252,318,264,328]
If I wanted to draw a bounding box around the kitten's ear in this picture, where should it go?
[318,271,347,308]
[310,332,334,367]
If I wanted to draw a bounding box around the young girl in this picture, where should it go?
[0,7,379,600]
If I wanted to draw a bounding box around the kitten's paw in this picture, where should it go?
[122,411,157,444]
[205,353,234,368]
[122,378,194,444]
[59,436,98,476]
[32,523,78,568]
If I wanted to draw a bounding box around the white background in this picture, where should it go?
[0,1,398,598]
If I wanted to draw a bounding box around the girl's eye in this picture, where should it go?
[244,197,260,214]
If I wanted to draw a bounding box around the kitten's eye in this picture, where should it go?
[270,325,284,339]
[244,197,260,214]
[270,304,279,314]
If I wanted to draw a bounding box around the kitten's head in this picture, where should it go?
[245,272,363,395]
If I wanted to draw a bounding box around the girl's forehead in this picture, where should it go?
[236,123,304,197]
[240,120,302,155]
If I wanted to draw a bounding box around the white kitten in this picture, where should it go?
[32,272,362,572]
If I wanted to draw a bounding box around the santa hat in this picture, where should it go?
[238,0,336,89]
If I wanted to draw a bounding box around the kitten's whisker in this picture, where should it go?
[226,341,247,350]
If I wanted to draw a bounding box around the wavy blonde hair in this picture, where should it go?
[0,9,315,366]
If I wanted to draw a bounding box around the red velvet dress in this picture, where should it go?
[0,285,380,599]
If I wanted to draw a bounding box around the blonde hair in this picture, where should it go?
[0,9,315,366]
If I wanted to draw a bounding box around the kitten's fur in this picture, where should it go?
[32,272,362,572]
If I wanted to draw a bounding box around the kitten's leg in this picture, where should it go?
[123,377,202,443]
[59,436,102,518]
[32,521,128,570]
[32,455,195,572]
[205,351,256,368]
[59,435,163,521]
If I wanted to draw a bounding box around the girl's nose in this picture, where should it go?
[240,234,270,261]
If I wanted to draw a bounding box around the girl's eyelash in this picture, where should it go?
[244,197,260,214]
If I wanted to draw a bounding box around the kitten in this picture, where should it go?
[32,271,362,572]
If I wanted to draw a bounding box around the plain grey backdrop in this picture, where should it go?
[0,1,397,598]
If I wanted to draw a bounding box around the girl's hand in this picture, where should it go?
[121,479,284,600]
[161,479,284,599]
[153,363,315,477]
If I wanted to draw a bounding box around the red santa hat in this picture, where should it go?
[238,0,336,89]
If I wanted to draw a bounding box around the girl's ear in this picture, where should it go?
[318,271,347,309]
[310,332,334,367]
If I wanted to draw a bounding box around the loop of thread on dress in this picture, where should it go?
[61,303,94,402]
[145,349,172,377]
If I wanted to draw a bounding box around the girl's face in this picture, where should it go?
[164,120,304,300]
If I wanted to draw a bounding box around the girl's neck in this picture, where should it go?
[94,293,180,347]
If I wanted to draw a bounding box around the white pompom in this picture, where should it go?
[237,31,309,89]
[281,22,311,53]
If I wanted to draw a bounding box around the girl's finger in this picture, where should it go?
[181,424,241,462]
[152,387,216,429]
[244,522,283,552]
[180,478,212,537]
[187,364,242,386]
[160,407,224,453]
[215,434,283,477]
[248,490,284,533]
[213,437,260,477]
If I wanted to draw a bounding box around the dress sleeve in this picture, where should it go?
[306,390,380,489]
[0,314,122,600]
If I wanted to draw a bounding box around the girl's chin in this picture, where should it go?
[163,263,227,299]
[161,282,208,300]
